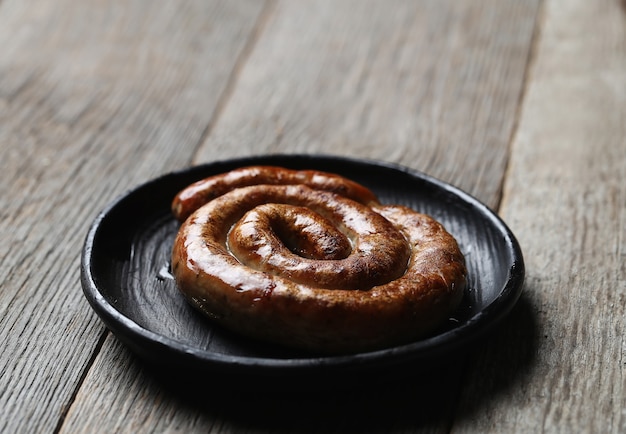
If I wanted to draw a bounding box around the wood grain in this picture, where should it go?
[54,1,539,433]
[195,0,540,207]
[1,0,623,429]
[452,0,626,432]
[0,0,265,432]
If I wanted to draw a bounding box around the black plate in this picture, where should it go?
[81,155,524,386]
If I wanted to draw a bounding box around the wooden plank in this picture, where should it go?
[0,0,266,432]
[451,0,626,432]
[57,1,540,433]
[195,0,540,207]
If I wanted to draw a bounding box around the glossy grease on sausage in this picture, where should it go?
[171,167,466,353]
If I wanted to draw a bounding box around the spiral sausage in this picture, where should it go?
[171,167,466,354]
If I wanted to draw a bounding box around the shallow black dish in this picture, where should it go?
[81,154,524,387]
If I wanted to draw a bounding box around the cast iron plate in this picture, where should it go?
[81,155,524,385]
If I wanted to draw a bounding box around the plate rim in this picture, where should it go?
[81,154,525,375]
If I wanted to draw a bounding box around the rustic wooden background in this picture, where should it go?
[1,0,625,432]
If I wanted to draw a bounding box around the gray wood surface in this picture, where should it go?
[0,1,266,432]
[453,0,626,432]
[1,0,624,432]
[60,1,539,433]
[197,0,539,206]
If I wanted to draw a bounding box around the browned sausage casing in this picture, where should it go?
[171,166,466,354]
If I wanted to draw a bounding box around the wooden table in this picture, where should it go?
[2,0,624,432]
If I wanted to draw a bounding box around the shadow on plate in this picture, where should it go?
[139,294,538,432]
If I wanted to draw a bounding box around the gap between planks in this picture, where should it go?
[52,331,109,434]
[191,0,278,165]
[496,0,546,213]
